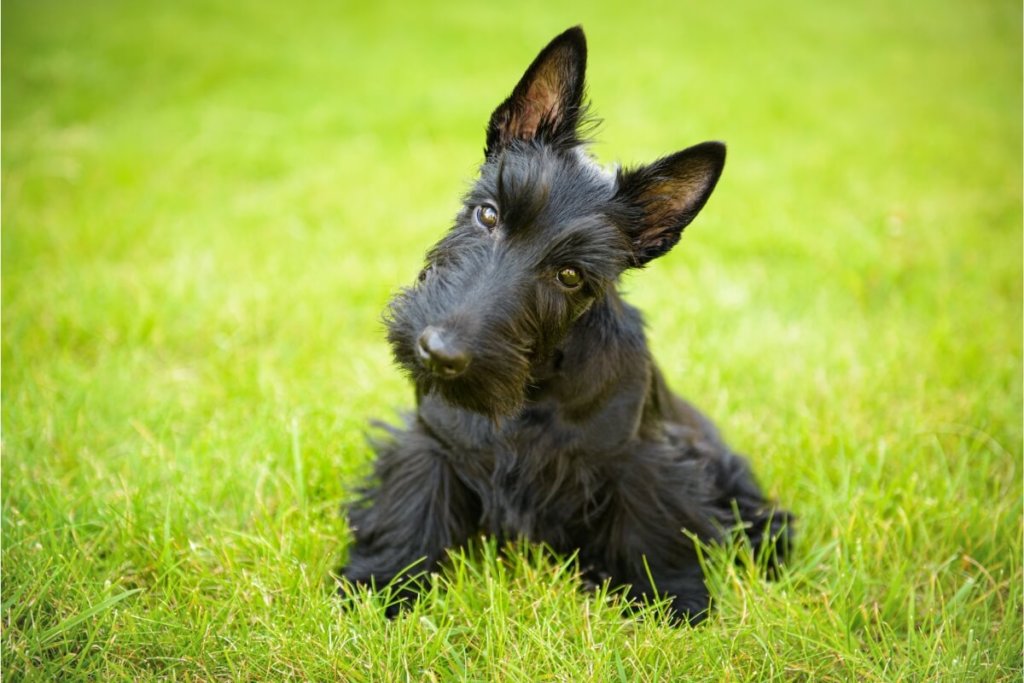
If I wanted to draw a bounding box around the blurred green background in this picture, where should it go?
[3,0,1021,680]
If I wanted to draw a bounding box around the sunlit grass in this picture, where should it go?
[3,0,1021,679]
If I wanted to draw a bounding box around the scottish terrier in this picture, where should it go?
[339,26,792,624]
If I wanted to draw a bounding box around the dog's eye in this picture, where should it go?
[474,204,499,230]
[556,267,583,289]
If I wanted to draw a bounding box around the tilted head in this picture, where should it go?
[386,26,725,417]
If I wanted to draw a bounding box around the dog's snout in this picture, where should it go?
[417,326,470,378]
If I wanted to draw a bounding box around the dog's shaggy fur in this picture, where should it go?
[339,26,792,623]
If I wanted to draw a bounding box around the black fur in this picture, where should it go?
[339,26,792,624]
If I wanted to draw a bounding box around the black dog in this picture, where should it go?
[340,26,791,624]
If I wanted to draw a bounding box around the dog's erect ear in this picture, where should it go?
[485,26,587,156]
[615,141,726,265]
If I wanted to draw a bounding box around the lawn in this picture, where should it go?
[2,0,1021,680]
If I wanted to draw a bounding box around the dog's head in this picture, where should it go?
[386,26,725,417]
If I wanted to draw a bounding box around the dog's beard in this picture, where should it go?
[418,361,530,418]
[387,321,534,419]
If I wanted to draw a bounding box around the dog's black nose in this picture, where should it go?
[417,326,470,378]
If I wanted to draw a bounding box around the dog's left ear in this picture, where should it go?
[615,141,726,265]
[485,26,588,156]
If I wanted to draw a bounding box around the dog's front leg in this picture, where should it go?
[601,452,722,625]
[601,521,713,624]
[339,421,479,617]
[620,560,712,625]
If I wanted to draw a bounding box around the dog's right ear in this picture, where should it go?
[485,26,588,156]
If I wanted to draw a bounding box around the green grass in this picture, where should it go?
[2,0,1021,679]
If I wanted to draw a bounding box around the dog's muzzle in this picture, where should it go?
[416,326,470,378]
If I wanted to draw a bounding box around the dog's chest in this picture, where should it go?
[477,406,620,541]
[419,393,628,540]
[480,442,607,544]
